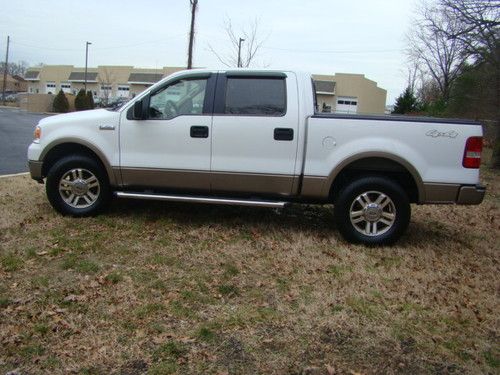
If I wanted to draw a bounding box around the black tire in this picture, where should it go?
[46,155,111,216]
[333,176,410,245]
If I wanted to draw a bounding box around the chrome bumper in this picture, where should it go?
[28,160,43,181]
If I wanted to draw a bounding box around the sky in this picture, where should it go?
[0,0,418,104]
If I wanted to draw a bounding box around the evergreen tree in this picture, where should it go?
[74,89,88,111]
[86,91,95,109]
[52,90,69,113]
[392,87,419,114]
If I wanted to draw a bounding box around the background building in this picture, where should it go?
[313,73,387,115]
[24,65,185,102]
[24,65,387,114]
[0,74,27,97]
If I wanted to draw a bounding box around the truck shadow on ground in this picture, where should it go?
[109,199,334,234]
[106,199,466,249]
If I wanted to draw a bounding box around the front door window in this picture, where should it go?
[148,78,207,120]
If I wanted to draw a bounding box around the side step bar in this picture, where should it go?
[115,191,288,208]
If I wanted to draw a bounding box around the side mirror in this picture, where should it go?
[127,99,145,120]
[133,100,144,120]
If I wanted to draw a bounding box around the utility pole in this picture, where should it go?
[84,41,91,92]
[237,38,245,68]
[2,35,10,105]
[187,0,198,69]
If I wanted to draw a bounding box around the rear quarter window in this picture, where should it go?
[224,78,286,116]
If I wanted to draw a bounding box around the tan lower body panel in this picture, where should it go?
[116,168,473,204]
[300,176,328,199]
[120,168,211,191]
[119,168,297,196]
[211,172,296,196]
[422,183,460,203]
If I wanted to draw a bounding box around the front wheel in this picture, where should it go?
[46,155,111,216]
[334,176,411,245]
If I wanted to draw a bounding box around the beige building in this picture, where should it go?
[313,73,387,115]
[24,65,185,102]
[24,65,386,113]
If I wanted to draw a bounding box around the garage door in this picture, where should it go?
[336,96,358,114]
[45,82,56,94]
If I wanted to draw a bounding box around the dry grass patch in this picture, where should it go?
[0,154,499,374]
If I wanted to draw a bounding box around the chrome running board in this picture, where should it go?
[115,191,288,208]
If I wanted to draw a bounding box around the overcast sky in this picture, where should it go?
[0,0,418,104]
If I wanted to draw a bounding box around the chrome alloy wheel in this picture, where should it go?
[58,168,100,209]
[349,190,396,236]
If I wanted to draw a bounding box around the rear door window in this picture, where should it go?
[224,78,286,116]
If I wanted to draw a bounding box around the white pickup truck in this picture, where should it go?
[27,69,485,244]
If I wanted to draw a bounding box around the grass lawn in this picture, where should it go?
[0,153,498,374]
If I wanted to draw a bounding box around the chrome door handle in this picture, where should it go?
[99,125,115,130]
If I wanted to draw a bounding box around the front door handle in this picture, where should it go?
[274,128,294,141]
[190,126,209,138]
[99,124,115,130]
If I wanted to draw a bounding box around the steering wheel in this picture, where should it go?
[164,100,178,119]
[149,106,163,118]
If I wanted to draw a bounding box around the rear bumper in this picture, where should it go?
[456,185,486,205]
[422,183,485,205]
[28,160,43,181]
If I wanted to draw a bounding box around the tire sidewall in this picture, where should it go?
[334,176,411,245]
[46,155,110,216]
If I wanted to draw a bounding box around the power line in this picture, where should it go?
[9,34,187,53]
[198,34,401,54]
[261,46,402,54]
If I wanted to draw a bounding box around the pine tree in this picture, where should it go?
[52,90,69,113]
[75,89,88,111]
[392,87,419,114]
[86,91,95,109]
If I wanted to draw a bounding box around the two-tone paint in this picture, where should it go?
[28,69,485,205]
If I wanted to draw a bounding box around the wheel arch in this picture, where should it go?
[327,152,424,204]
[40,140,118,186]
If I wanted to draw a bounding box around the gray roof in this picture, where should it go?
[68,72,98,81]
[24,71,40,80]
[128,73,163,84]
[314,80,336,94]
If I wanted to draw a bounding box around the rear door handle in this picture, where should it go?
[190,125,209,138]
[274,128,294,141]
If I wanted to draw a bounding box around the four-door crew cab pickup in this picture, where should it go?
[27,69,485,244]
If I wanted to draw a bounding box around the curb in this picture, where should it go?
[0,172,29,178]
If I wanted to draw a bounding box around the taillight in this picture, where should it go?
[463,136,482,168]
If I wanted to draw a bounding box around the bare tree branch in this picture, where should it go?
[207,17,269,68]
[406,1,469,101]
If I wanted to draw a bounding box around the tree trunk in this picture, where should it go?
[491,121,500,169]
[491,69,500,169]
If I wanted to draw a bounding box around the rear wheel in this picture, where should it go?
[334,176,410,245]
[46,155,110,216]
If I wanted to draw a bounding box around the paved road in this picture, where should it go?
[0,107,50,175]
